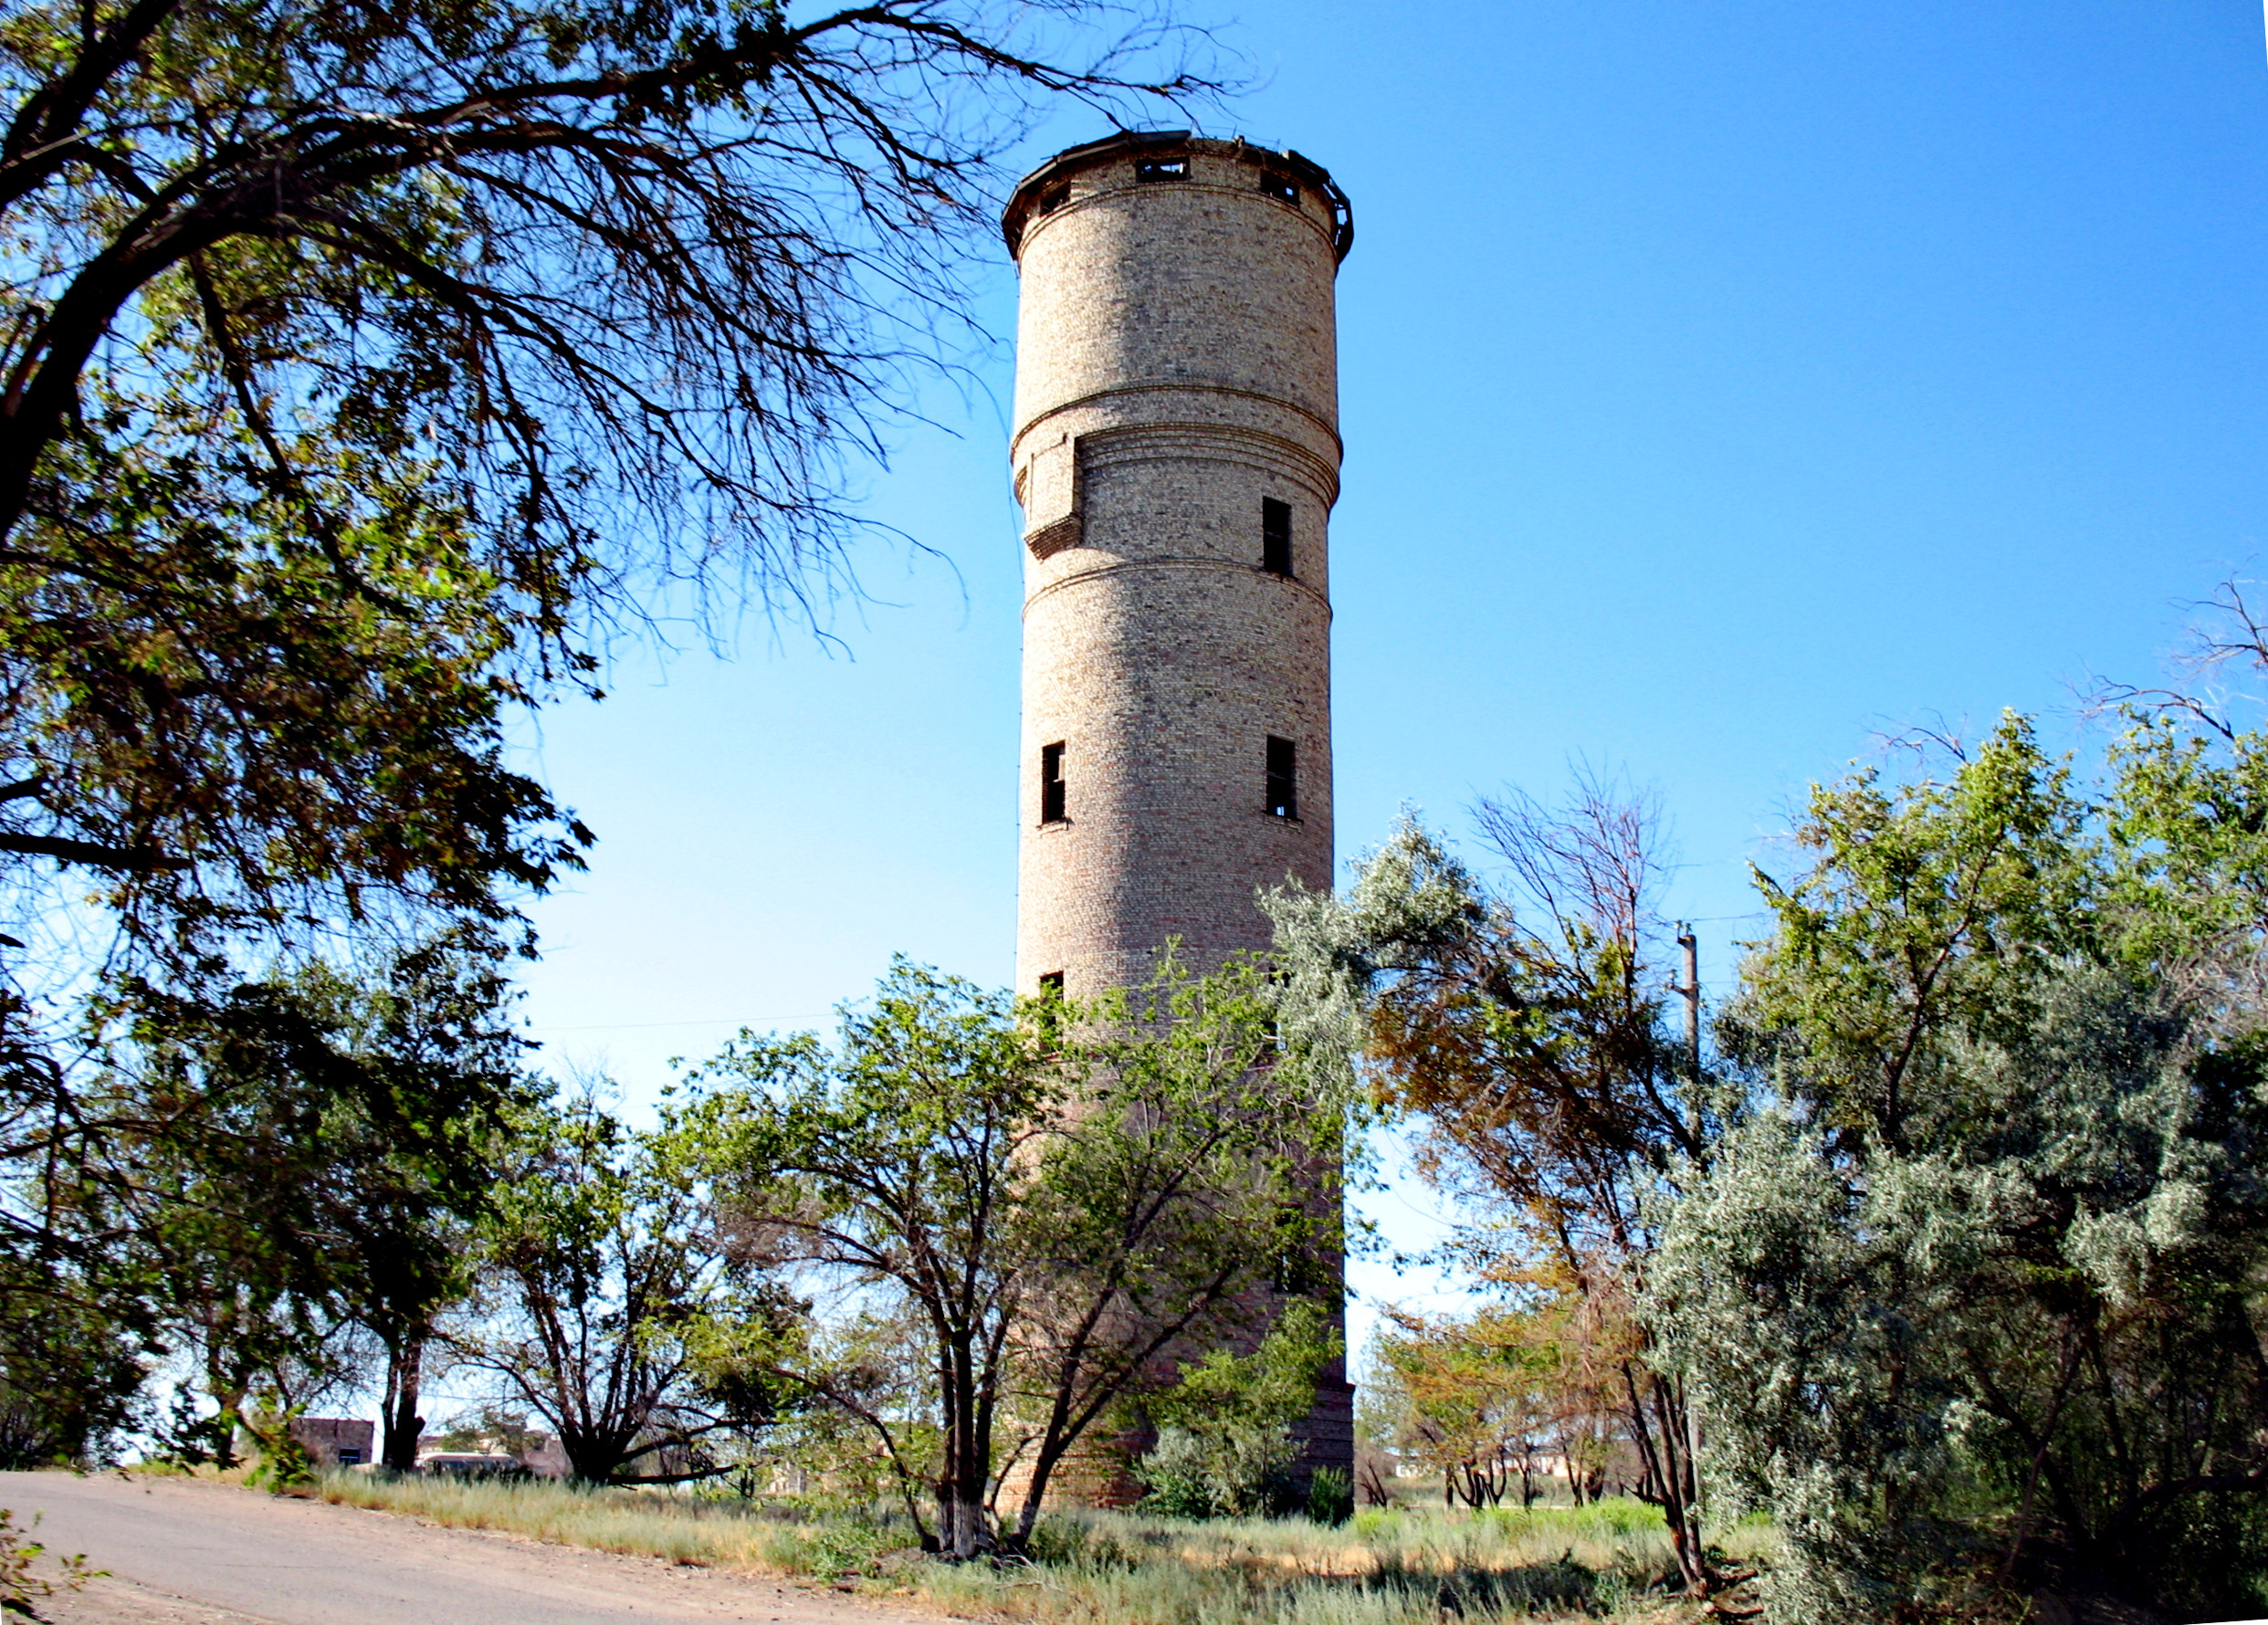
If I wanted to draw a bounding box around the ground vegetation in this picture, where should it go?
[304,1465,1727,1625]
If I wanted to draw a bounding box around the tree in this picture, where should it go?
[1265,781,1720,1593]
[688,953,1345,1557]
[1369,1302,1602,1511]
[0,923,536,1468]
[118,924,533,1465]
[0,0,1214,946]
[704,961,1052,1553]
[289,928,536,1471]
[1650,713,2268,1623]
[460,1091,799,1484]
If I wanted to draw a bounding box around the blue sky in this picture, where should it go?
[500,1,2268,1344]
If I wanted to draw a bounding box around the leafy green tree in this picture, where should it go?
[288,928,536,1470]
[694,962,1050,1554]
[1650,713,2268,1623]
[459,1092,801,1484]
[0,1298,143,1468]
[688,953,1346,1557]
[0,925,531,1466]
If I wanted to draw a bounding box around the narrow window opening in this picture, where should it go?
[1135,158,1188,183]
[1034,969,1067,1044]
[1265,736,1297,820]
[1260,172,1299,204]
[1038,183,1070,215]
[1040,741,1067,824]
[1261,498,1292,577]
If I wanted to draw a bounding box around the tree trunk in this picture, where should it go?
[939,1337,991,1559]
[381,1337,425,1472]
[1623,1364,1711,1595]
[211,1385,246,1470]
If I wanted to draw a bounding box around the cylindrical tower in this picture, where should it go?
[1005,131,1350,1000]
[1003,131,1355,1490]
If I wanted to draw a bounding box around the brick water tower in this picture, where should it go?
[1003,131,1355,1483]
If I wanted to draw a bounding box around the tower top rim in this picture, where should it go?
[1001,131,1353,266]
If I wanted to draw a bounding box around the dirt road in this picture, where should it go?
[0,1473,947,1625]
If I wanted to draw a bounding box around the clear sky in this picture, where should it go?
[499,0,2268,1345]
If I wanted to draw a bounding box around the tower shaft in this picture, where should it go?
[1006,134,1349,997]
[1004,132,1356,1494]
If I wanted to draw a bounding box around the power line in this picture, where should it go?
[526,1012,832,1033]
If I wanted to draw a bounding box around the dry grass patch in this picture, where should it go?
[299,1474,1761,1624]
[309,1472,846,1574]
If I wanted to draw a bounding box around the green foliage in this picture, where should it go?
[1652,712,2268,1623]
[1741,713,2100,1149]
[461,1091,803,1486]
[0,1302,142,1469]
[1136,1304,1348,1521]
[688,960,1050,1552]
[1306,1467,1354,1526]
[0,1508,98,1619]
[687,953,1349,1556]
[243,1405,317,1492]
[0,923,533,1471]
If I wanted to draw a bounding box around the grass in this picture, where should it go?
[298,1472,1766,1624]
[307,1471,832,1571]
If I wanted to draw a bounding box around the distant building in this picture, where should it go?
[517,1433,572,1478]
[412,1429,572,1478]
[415,1451,524,1476]
[289,1417,373,1468]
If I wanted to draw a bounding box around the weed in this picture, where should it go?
[0,1508,100,1620]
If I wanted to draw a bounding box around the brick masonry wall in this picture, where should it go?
[1006,136,1355,1493]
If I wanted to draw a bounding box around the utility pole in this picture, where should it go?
[1675,922,1699,1069]
[1672,919,1705,1525]
[1674,922,1701,1148]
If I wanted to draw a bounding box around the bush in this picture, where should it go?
[1134,1424,1302,1520]
[1133,1427,1221,1519]
[1307,1467,1353,1526]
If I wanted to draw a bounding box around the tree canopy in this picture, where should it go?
[0,0,1217,1465]
[1643,711,2268,1622]
[0,0,1211,950]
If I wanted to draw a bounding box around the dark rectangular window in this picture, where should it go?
[1038,183,1070,215]
[1261,172,1299,204]
[1265,736,1297,820]
[1135,158,1188,183]
[1261,498,1292,576]
[1038,970,1065,999]
[1040,741,1066,823]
